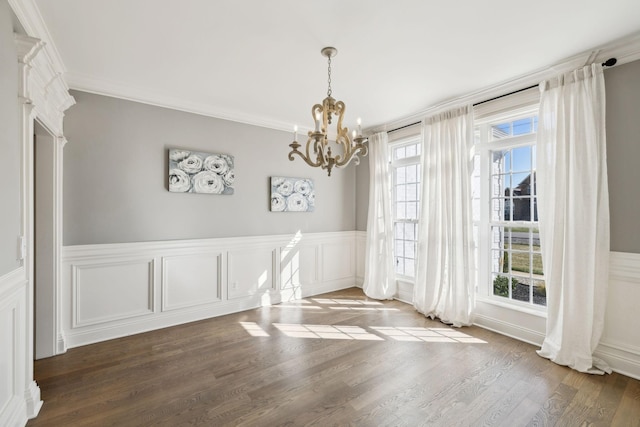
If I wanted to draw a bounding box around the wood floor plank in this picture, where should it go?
[26,287,640,427]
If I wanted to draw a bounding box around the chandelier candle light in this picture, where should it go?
[288,47,368,176]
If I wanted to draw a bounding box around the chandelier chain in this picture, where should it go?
[327,55,332,97]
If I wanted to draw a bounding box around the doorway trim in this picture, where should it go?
[15,33,74,418]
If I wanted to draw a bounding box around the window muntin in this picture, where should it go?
[476,112,546,307]
[391,137,421,278]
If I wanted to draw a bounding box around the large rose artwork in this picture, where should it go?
[168,148,234,194]
[270,177,315,212]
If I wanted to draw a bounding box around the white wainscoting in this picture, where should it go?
[355,232,365,287]
[352,231,640,380]
[595,251,640,379]
[473,251,640,379]
[0,267,30,427]
[60,231,357,349]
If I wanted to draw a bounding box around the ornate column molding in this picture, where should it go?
[14,34,75,137]
[13,29,74,421]
[15,34,42,105]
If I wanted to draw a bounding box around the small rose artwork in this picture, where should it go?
[270,176,315,212]
[168,148,234,194]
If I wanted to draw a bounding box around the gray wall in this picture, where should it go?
[63,91,357,245]
[606,59,640,254]
[0,0,21,275]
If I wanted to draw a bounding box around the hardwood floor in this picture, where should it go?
[28,288,640,426]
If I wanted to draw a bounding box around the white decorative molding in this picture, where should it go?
[161,253,222,311]
[227,248,275,300]
[0,396,26,427]
[8,0,67,74]
[9,2,74,423]
[71,259,155,327]
[61,232,357,348]
[595,341,640,381]
[0,267,26,299]
[395,280,414,305]
[14,34,74,136]
[355,231,366,286]
[322,241,355,282]
[23,380,43,420]
[280,243,319,289]
[65,71,304,133]
[473,312,546,347]
[609,251,640,282]
[0,268,33,426]
[597,251,640,379]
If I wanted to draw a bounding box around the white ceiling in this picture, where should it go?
[29,0,640,133]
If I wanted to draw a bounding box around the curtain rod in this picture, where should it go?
[387,121,421,134]
[385,58,617,134]
[473,57,617,107]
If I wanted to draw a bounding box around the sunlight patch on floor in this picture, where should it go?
[370,326,487,343]
[312,298,384,306]
[273,323,384,341]
[240,322,270,337]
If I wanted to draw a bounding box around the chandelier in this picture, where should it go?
[288,47,368,176]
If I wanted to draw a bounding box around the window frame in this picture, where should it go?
[474,103,546,313]
[389,132,422,281]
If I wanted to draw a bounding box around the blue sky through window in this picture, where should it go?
[494,116,538,173]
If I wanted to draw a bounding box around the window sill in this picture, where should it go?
[475,295,547,318]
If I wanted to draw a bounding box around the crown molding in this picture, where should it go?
[8,0,67,74]
[65,71,311,134]
[369,30,640,134]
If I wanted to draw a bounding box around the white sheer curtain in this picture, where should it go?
[536,64,611,374]
[413,106,475,326]
[362,132,396,299]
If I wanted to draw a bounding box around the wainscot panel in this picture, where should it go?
[280,243,319,289]
[227,248,275,300]
[0,268,31,427]
[72,259,155,327]
[60,232,358,349]
[322,241,355,282]
[162,253,221,311]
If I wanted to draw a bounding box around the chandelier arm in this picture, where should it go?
[288,137,324,168]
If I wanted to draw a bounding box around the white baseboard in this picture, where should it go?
[24,381,43,419]
[473,312,545,347]
[0,396,27,427]
[595,341,640,380]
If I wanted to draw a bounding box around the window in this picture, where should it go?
[391,136,421,278]
[475,109,546,308]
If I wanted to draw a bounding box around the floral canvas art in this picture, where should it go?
[270,177,315,212]
[168,149,234,194]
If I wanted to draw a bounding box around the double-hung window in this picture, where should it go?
[390,134,421,279]
[474,100,546,308]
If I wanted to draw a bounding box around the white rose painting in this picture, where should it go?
[270,176,314,212]
[168,148,234,194]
